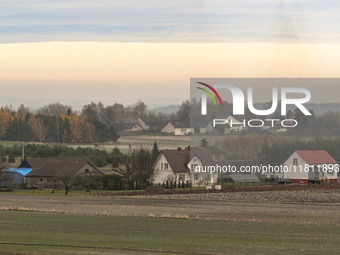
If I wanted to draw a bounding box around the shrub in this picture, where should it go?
[145,186,165,193]
[8,154,15,163]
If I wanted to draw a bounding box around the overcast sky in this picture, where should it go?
[1,0,340,107]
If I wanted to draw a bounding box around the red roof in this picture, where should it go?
[296,150,337,164]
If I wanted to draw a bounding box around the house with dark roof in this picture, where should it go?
[114,123,143,132]
[137,117,165,131]
[283,150,338,184]
[152,146,216,185]
[19,157,102,186]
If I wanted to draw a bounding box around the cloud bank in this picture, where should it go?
[1,0,339,43]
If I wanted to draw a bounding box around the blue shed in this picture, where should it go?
[1,168,33,187]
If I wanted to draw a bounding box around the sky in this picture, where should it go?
[1,0,340,109]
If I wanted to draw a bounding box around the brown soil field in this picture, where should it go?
[1,190,340,226]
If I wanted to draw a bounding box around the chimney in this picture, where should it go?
[187,145,190,151]
[177,147,181,150]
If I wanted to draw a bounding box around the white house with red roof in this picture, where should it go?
[283,150,338,184]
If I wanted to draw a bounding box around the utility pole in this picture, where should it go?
[21,142,24,162]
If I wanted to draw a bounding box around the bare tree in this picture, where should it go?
[54,173,83,195]
[177,100,190,121]
[113,163,135,179]
[100,105,116,126]
[130,146,158,188]
[37,102,71,116]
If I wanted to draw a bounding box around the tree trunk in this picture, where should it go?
[65,186,69,195]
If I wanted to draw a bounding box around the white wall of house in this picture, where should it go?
[227,115,245,132]
[174,128,190,135]
[137,118,149,130]
[153,154,176,184]
[121,124,143,132]
[188,156,217,185]
[206,124,214,133]
[161,123,175,133]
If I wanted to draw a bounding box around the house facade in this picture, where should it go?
[152,147,217,186]
[161,121,190,135]
[283,150,338,184]
[137,117,164,131]
[21,157,102,186]
[114,123,143,132]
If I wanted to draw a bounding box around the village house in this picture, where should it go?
[152,146,216,186]
[283,150,338,184]
[161,121,190,135]
[19,157,102,186]
[114,123,143,132]
[212,115,246,135]
[137,117,165,131]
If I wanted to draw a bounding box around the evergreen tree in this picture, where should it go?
[5,119,20,141]
[18,122,35,141]
[200,138,209,148]
[66,108,73,116]
[165,180,169,189]
[151,141,160,160]
[62,117,71,143]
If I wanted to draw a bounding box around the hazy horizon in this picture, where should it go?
[1,1,340,105]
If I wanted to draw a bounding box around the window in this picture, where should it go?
[191,164,198,171]
[179,174,185,181]
[85,169,89,173]
[194,174,199,180]
[181,128,187,135]
[300,180,304,183]
[161,163,163,170]
[164,163,168,170]
[293,158,298,166]
[40,178,43,182]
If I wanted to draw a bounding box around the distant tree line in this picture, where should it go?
[258,136,340,166]
[0,144,126,167]
[214,134,340,166]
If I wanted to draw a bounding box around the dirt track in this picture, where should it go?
[1,190,340,225]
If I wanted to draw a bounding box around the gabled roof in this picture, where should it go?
[295,150,337,164]
[22,157,100,177]
[139,117,159,125]
[115,123,141,130]
[171,121,190,128]
[160,147,215,173]
[190,120,209,128]
[4,168,32,176]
